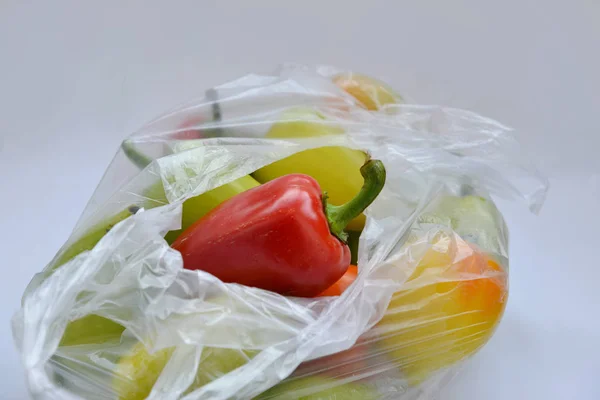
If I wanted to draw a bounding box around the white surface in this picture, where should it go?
[1,1,598,399]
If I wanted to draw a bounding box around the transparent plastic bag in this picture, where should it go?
[13,64,548,400]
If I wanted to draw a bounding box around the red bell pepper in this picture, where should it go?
[172,159,386,297]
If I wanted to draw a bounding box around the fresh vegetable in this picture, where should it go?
[113,343,256,400]
[122,117,206,170]
[49,147,258,347]
[252,108,368,232]
[113,343,173,400]
[255,375,379,400]
[332,72,403,111]
[252,73,402,232]
[113,343,376,400]
[171,116,206,140]
[31,208,141,349]
[43,143,258,277]
[347,230,361,265]
[369,194,508,384]
[172,159,386,297]
[123,139,262,244]
[415,194,508,257]
[317,265,358,297]
[23,205,140,304]
[373,232,507,384]
[292,340,373,382]
[60,315,125,347]
[163,175,260,243]
[50,206,141,272]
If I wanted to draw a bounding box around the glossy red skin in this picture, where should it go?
[172,174,351,297]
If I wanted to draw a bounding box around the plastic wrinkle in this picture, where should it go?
[13,64,547,400]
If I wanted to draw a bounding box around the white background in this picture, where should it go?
[1,1,599,399]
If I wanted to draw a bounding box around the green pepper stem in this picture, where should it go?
[324,159,386,242]
[122,140,154,170]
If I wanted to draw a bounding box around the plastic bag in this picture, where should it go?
[13,64,548,400]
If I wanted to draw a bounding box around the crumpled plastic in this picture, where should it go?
[13,64,548,400]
